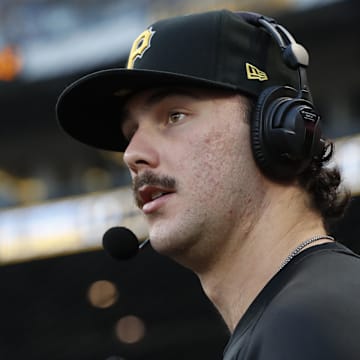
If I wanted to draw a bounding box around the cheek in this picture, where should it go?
[177,125,247,197]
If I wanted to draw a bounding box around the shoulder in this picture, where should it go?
[248,244,360,359]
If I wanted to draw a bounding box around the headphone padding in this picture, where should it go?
[251,86,282,178]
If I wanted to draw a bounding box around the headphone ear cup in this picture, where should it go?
[251,86,323,181]
[251,86,286,179]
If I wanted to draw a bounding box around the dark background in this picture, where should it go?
[0,1,359,359]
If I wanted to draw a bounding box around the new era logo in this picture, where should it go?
[246,63,268,81]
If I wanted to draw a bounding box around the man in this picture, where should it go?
[56,9,359,359]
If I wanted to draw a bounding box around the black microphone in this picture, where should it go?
[102,226,150,261]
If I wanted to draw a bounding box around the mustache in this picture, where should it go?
[132,171,177,206]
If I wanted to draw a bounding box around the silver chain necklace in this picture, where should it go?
[279,235,335,270]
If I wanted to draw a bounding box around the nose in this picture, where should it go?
[123,125,160,174]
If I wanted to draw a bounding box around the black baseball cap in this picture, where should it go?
[56,9,299,152]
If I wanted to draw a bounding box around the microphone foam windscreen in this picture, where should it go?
[102,226,139,260]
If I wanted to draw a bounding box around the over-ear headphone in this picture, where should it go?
[247,14,325,181]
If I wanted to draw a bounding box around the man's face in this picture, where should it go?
[122,87,264,269]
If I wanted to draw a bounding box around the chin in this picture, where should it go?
[150,227,203,269]
[149,231,178,254]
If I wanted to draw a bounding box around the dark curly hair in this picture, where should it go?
[297,141,351,232]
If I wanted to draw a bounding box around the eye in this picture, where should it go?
[168,111,186,124]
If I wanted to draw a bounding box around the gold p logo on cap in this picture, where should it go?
[127,27,156,69]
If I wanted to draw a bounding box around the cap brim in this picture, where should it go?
[56,68,238,152]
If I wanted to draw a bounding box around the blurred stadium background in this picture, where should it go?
[0,0,359,359]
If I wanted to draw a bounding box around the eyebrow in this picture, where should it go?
[121,88,201,127]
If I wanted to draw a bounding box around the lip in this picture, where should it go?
[142,192,175,214]
[137,185,175,214]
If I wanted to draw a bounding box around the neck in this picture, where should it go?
[196,184,330,332]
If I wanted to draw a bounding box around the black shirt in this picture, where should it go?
[223,242,360,360]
